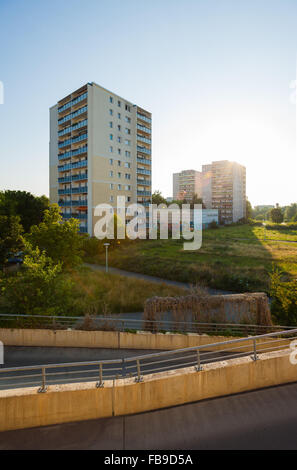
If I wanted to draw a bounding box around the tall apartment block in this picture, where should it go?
[202,160,246,224]
[49,83,152,235]
[172,170,202,201]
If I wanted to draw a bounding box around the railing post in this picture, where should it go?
[38,367,48,393]
[251,339,258,361]
[135,359,143,383]
[96,363,104,388]
[195,350,203,371]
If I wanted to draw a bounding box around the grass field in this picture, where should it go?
[86,224,297,293]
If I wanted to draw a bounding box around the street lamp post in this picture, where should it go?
[104,243,110,273]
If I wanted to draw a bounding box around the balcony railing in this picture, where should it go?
[58,145,88,160]
[79,227,88,233]
[137,179,151,186]
[137,191,151,196]
[58,105,87,125]
[58,176,71,183]
[62,213,88,220]
[58,160,88,172]
[72,173,88,181]
[137,146,151,156]
[137,157,151,165]
[71,186,88,194]
[137,123,151,134]
[58,188,71,195]
[58,92,88,114]
[137,168,151,175]
[59,200,88,207]
[58,119,88,137]
[137,113,151,124]
[137,135,151,145]
[58,133,88,149]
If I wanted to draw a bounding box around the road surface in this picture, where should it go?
[1,381,297,449]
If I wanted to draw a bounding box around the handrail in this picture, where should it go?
[0,328,296,391]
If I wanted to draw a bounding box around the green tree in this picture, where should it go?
[1,242,74,315]
[26,204,83,269]
[152,190,167,205]
[284,203,297,222]
[269,206,284,224]
[246,199,252,219]
[0,191,49,232]
[0,215,24,265]
[270,268,297,325]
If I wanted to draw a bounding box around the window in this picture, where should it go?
[117,136,121,143]
[109,158,113,165]
[118,172,121,178]
[109,146,113,153]
[118,100,121,107]
[109,134,113,140]
[127,196,131,202]
[109,96,113,103]
[109,109,113,116]
[118,113,121,119]
[110,195,114,202]
[109,171,113,177]
[125,139,131,146]
[118,148,121,155]
[118,125,121,131]
[109,122,113,128]
[125,128,131,135]
[110,183,114,189]
[125,151,131,157]
[125,104,131,112]
[125,173,131,180]
[125,116,131,123]
[124,162,130,168]
[118,160,121,166]
[118,184,121,190]
[125,185,131,191]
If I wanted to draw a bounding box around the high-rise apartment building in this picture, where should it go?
[50,83,152,235]
[172,170,202,201]
[202,160,246,224]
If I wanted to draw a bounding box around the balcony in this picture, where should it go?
[137,168,151,175]
[58,119,88,137]
[59,133,87,149]
[79,226,88,233]
[137,135,151,145]
[137,191,151,196]
[58,105,87,126]
[58,92,88,114]
[72,173,88,182]
[137,179,151,186]
[62,213,88,220]
[137,157,151,165]
[58,160,88,172]
[137,146,151,156]
[58,188,71,195]
[58,176,71,183]
[71,186,88,194]
[59,200,88,207]
[137,113,151,124]
[58,145,88,161]
[137,124,151,134]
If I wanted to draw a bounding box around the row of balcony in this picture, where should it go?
[58,173,88,183]
[58,160,88,172]
[58,133,88,149]
[137,157,151,165]
[137,168,151,175]
[58,118,88,137]
[137,135,151,145]
[58,105,88,125]
[137,113,151,124]
[58,92,88,114]
[59,200,88,207]
[58,145,88,161]
[137,191,151,196]
[137,146,151,156]
[137,179,151,186]
[62,213,88,220]
[137,123,151,134]
[58,187,88,195]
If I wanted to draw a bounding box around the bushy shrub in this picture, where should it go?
[270,268,297,325]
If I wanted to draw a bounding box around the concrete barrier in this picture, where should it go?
[0,348,296,432]
[0,327,291,353]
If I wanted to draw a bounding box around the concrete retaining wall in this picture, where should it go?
[0,349,296,432]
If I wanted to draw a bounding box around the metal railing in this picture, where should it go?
[0,328,296,392]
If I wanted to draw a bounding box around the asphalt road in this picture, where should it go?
[1,382,297,449]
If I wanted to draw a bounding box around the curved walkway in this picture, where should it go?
[1,382,297,449]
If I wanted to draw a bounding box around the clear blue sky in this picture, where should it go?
[0,0,296,206]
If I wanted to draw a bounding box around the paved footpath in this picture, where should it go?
[85,263,233,296]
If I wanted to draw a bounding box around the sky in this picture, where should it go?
[0,0,296,207]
